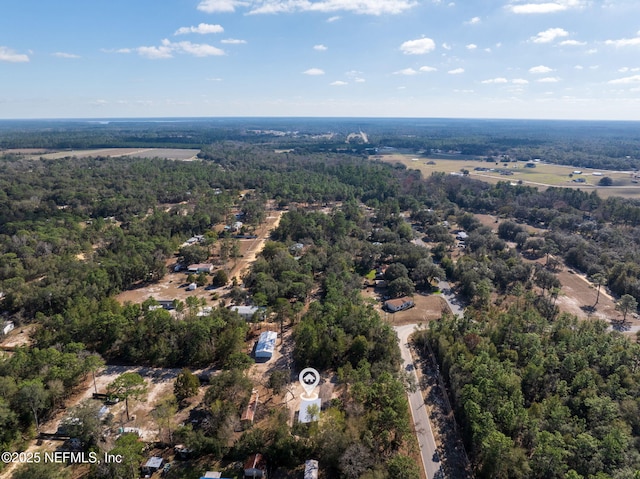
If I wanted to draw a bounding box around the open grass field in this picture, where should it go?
[20,147,201,161]
[378,153,640,199]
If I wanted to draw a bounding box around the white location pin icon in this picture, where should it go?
[299,368,320,397]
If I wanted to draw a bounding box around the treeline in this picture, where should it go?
[0,342,104,453]
[418,302,640,478]
[34,298,251,368]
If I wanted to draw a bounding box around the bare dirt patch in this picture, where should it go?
[26,148,201,161]
[0,323,36,349]
[229,210,284,285]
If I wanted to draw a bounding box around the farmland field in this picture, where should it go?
[378,153,640,199]
[19,147,201,161]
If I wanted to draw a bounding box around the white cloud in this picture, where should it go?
[303,68,325,75]
[448,68,464,74]
[102,48,132,54]
[559,39,586,46]
[537,76,561,82]
[529,65,554,73]
[419,66,437,72]
[221,38,247,44]
[466,43,477,50]
[586,48,598,54]
[605,34,640,47]
[465,16,481,24]
[618,67,640,73]
[173,40,225,57]
[608,75,640,84]
[197,0,244,13]
[481,77,508,84]
[53,52,80,59]
[330,80,348,86]
[530,27,569,43]
[0,46,29,63]
[512,78,529,84]
[507,0,585,14]
[442,43,452,50]
[248,0,418,15]
[327,15,341,22]
[314,44,328,51]
[137,45,173,59]
[394,68,418,75]
[400,37,436,55]
[346,70,366,82]
[174,23,224,35]
[137,39,225,59]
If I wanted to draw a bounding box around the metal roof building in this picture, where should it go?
[255,331,277,360]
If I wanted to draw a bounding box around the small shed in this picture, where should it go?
[241,389,259,425]
[188,282,198,291]
[141,456,164,477]
[244,453,267,478]
[304,460,319,479]
[255,331,277,361]
[157,300,176,310]
[1,321,15,336]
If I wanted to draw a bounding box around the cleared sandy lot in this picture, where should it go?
[117,210,283,307]
[24,148,201,161]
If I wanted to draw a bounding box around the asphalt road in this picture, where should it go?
[437,279,465,317]
[395,324,443,479]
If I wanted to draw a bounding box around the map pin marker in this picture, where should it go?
[299,368,320,397]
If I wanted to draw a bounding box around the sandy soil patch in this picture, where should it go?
[229,210,284,285]
[25,148,201,161]
[0,323,36,349]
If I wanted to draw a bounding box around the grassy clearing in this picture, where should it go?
[380,154,640,198]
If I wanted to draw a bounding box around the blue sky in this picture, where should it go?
[1,0,640,120]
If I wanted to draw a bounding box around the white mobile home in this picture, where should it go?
[255,331,277,361]
[231,305,266,321]
[1,321,15,336]
[384,297,415,313]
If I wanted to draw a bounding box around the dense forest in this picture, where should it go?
[2,119,640,478]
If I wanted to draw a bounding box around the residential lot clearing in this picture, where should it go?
[116,210,283,307]
[378,153,640,199]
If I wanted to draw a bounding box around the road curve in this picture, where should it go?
[395,324,443,479]
[437,279,464,317]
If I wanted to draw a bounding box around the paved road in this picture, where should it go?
[437,279,465,317]
[395,324,443,479]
